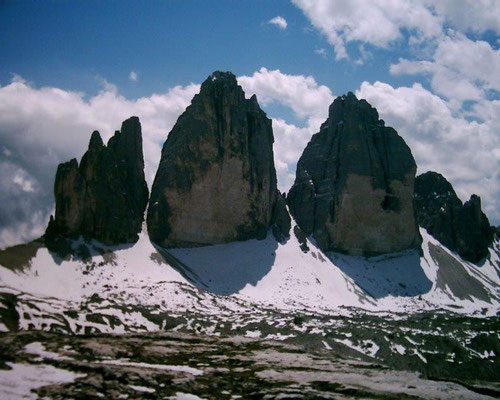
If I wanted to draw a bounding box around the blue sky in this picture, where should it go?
[0,0,416,104]
[0,0,499,246]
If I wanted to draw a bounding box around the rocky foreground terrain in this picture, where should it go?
[0,312,499,399]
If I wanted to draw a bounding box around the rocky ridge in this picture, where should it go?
[287,92,421,256]
[45,117,149,246]
[147,71,289,248]
[414,171,494,262]
[37,72,495,263]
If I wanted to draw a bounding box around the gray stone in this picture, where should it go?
[271,192,291,243]
[287,92,421,256]
[414,171,494,263]
[45,117,149,245]
[147,71,284,247]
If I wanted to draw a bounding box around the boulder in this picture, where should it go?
[46,117,149,245]
[287,92,421,256]
[414,171,494,262]
[147,71,284,247]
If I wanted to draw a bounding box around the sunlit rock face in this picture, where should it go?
[46,117,149,245]
[147,71,288,247]
[414,171,494,263]
[287,92,422,256]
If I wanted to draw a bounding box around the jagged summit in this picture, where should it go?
[45,116,149,246]
[288,92,421,256]
[147,71,289,248]
[414,171,494,262]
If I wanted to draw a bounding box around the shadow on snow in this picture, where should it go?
[154,235,278,296]
[327,249,433,299]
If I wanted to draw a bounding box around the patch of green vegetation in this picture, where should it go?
[293,315,304,326]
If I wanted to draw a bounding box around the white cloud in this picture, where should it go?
[239,67,333,121]
[357,81,500,223]
[0,77,199,248]
[292,0,442,59]
[391,32,500,104]
[293,0,500,60]
[425,0,500,33]
[314,48,327,58]
[269,16,288,30]
[239,68,333,194]
[129,71,138,82]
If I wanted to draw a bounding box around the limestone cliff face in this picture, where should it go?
[147,71,287,247]
[414,171,494,262]
[287,92,421,256]
[46,117,149,245]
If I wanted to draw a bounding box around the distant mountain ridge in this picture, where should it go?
[40,71,495,262]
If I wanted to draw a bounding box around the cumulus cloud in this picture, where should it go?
[239,67,333,121]
[357,81,500,223]
[239,68,334,192]
[293,0,500,60]
[268,16,288,30]
[390,32,500,104]
[0,77,199,248]
[292,0,442,59]
[426,0,500,33]
[129,71,138,82]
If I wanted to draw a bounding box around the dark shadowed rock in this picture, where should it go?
[293,225,309,253]
[45,117,149,245]
[272,192,291,243]
[414,171,493,263]
[147,71,284,247]
[287,92,421,256]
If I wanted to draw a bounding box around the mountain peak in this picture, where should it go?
[46,117,149,247]
[147,71,287,247]
[88,130,103,150]
[288,94,421,256]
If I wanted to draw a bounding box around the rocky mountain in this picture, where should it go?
[287,92,421,256]
[414,171,494,263]
[45,117,149,246]
[147,71,289,247]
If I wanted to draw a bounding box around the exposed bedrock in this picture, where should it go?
[147,71,289,247]
[414,171,494,263]
[45,117,149,245]
[287,92,422,256]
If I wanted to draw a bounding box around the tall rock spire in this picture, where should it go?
[287,92,421,256]
[147,71,288,247]
[46,116,149,245]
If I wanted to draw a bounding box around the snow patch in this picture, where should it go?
[99,359,204,376]
[0,362,85,399]
[25,342,73,361]
[128,384,155,393]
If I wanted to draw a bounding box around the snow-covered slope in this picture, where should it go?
[0,222,499,334]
